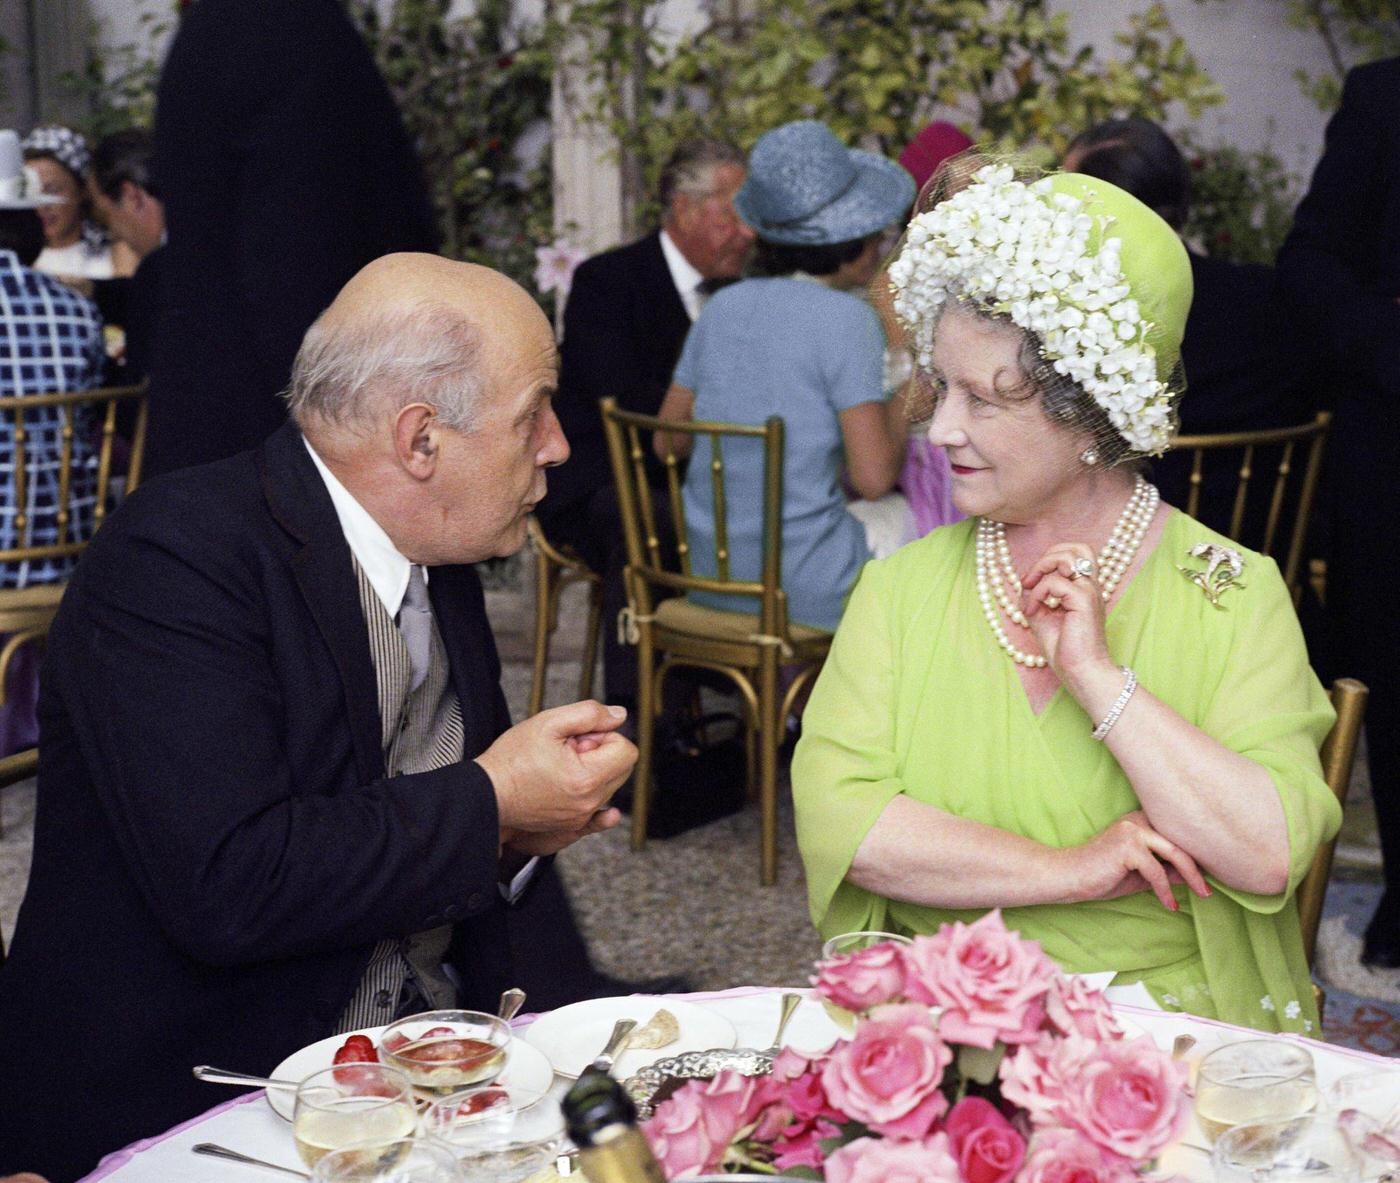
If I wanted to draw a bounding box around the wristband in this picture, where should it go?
[1090,666,1137,741]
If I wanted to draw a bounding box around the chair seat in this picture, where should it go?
[655,596,831,661]
[0,583,65,631]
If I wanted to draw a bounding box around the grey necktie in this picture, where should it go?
[397,564,432,693]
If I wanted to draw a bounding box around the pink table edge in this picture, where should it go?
[79,985,1397,1179]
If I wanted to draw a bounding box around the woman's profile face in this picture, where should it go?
[924,303,1087,524]
[28,156,83,248]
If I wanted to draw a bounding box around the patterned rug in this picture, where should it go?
[1315,872,1400,1056]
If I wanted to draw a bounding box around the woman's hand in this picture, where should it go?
[1060,810,1211,910]
[1021,543,1115,693]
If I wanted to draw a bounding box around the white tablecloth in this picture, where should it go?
[80,987,1400,1182]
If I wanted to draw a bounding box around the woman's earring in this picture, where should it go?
[1080,447,1099,467]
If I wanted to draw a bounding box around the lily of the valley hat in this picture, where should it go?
[734,120,914,246]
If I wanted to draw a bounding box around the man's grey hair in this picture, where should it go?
[284,301,485,432]
[658,137,745,215]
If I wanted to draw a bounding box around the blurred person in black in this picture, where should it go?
[1277,57,1400,969]
[145,0,438,477]
[1063,118,1321,539]
[87,128,164,381]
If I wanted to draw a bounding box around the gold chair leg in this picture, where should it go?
[579,579,602,703]
[758,645,780,885]
[528,548,556,718]
[744,723,758,804]
[631,627,657,851]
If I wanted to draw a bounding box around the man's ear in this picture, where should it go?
[394,403,438,479]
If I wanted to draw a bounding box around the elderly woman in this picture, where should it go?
[22,126,120,280]
[792,163,1341,1034]
[655,121,915,631]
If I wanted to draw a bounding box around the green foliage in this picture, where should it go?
[1179,135,1300,264]
[1279,0,1400,110]
[350,0,555,302]
[553,0,1223,228]
[57,3,175,138]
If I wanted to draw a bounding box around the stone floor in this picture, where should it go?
[2,554,1395,1045]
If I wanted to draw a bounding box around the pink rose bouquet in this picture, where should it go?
[642,911,1188,1180]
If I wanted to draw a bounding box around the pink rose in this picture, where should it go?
[811,940,909,1013]
[1000,1033,1098,1126]
[825,1132,961,1183]
[1020,1128,1141,1183]
[1059,1037,1189,1161]
[643,1069,766,1177]
[1046,976,1125,1042]
[773,1115,842,1170]
[904,911,1060,1047]
[820,1003,952,1137]
[645,1080,718,1177]
[945,1096,1028,1183]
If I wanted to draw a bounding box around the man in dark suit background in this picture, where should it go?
[144,0,439,477]
[1278,57,1400,969]
[0,255,635,1181]
[536,138,753,710]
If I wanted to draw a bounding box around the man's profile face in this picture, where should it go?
[672,163,754,280]
[86,177,163,258]
[426,306,567,564]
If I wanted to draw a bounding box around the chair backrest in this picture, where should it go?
[1297,676,1368,967]
[0,383,147,572]
[1165,413,1330,601]
[600,396,793,638]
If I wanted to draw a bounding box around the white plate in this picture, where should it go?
[265,1025,554,1121]
[522,997,737,1080]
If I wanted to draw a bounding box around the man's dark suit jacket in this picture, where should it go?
[537,231,691,535]
[146,0,438,477]
[1151,251,1320,538]
[0,424,518,1181]
[1276,56,1400,910]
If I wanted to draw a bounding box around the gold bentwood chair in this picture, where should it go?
[525,516,604,717]
[601,397,832,886]
[0,384,147,711]
[1166,412,1331,605]
[1297,677,1369,974]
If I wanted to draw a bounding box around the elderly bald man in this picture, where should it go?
[0,255,634,1182]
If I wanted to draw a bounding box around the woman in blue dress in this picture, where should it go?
[654,120,915,631]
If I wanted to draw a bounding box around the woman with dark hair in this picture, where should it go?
[655,120,915,631]
[21,126,121,280]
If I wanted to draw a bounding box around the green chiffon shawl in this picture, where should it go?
[792,512,1341,1034]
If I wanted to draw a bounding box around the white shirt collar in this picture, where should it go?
[659,228,706,322]
[304,438,415,617]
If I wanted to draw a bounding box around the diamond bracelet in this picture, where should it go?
[1090,666,1138,741]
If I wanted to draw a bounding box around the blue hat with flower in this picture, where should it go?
[734,120,914,247]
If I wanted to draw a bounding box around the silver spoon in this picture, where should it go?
[497,986,527,1022]
[193,1065,299,1091]
[192,1142,310,1178]
[765,992,802,1053]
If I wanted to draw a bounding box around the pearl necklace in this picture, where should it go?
[974,475,1159,667]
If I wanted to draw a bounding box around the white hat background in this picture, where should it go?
[0,130,62,210]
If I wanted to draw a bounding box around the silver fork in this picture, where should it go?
[192,1143,310,1178]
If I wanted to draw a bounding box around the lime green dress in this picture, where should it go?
[792,512,1341,1034]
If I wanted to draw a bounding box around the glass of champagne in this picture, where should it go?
[1194,1041,1318,1145]
[1212,1116,1360,1183]
[310,1137,464,1182]
[293,1064,420,1169]
[817,930,913,1032]
[423,1085,565,1183]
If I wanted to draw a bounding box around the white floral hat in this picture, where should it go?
[0,130,61,210]
[888,162,1193,457]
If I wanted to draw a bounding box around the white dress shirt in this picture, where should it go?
[304,438,537,901]
[659,228,707,322]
